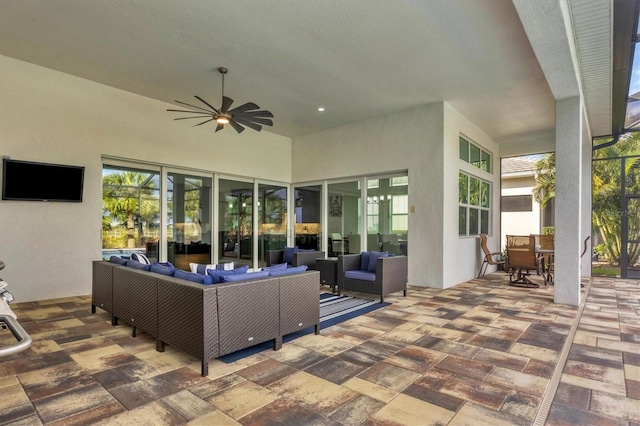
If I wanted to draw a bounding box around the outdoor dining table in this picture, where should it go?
[537,248,554,284]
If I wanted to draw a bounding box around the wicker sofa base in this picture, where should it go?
[92,261,320,375]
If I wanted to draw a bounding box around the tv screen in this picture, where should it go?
[2,158,85,202]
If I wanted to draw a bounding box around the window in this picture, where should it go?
[367,202,379,233]
[102,165,161,261]
[501,195,533,212]
[391,176,408,186]
[460,136,492,173]
[391,194,408,232]
[459,172,490,236]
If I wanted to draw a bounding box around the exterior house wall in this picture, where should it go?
[500,174,542,250]
[0,56,292,302]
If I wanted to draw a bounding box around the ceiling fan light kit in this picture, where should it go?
[168,67,274,133]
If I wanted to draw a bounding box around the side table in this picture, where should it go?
[316,257,338,293]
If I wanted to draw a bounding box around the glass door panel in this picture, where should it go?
[219,179,254,268]
[166,172,212,271]
[258,184,288,267]
[102,165,161,262]
[294,185,322,251]
[366,174,408,255]
[328,180,360,256]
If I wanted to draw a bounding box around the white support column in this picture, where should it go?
[554,96,582,306]
[580,113,592,277]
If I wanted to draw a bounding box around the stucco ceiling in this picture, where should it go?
[0,0,612,143]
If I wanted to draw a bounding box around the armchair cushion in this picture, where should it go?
[367,251,389,272]
[345,270,376,281]
[283,246,298,264]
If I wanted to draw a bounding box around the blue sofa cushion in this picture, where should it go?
[150,262,175,276]
[109,256,128,265]
[130,252,150,265]
[222,270,270,282]
[368,251,389,272]
[174,269,214,285]
[189,262,235,275]
[360,251,370,271]
[207,265,250,284]
[345,270,376,282]
[268,265,308,276]
[263,262,288,272]
[283,246,298,264]
[126,259,151,271]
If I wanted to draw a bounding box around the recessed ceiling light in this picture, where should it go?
[317,107,325,112]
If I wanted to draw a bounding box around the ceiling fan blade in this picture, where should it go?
[228,102,260,115]
[234,116,273,126]
[167,108,213,115]
[194,95,220,114]
[215,123,225,132]
[193,117,215,127]
[229,120,245,133]
[173,115,213,121]
[221,96,234,113]
[233,118,262,132]
[173,100,215,114]
[236,109,274,118]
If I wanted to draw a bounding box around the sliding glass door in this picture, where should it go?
[166,171,212,271]
[218,178,254,267]
[102,164,161,261]
[258,183,288,267]
[328,180,361,255]
[293,185,322,251]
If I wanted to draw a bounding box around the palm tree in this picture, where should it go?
[532,153,555,208]
[102,170,160,249]
[532,134,640,266]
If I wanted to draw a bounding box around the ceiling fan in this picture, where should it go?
[167,67,274,133]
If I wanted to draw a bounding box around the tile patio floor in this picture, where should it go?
[0,272,638,425]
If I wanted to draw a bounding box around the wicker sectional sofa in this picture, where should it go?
[92,260,320,376]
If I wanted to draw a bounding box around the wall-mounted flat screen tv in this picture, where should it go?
[2,158,85,202]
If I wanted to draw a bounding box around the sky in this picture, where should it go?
[630,37,640,96]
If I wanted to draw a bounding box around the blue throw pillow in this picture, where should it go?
[263,262,287,272]
[150,262,175,276]
[189,262,235,275]
[174,269,214,285]
[126,259,151,271]
[222,270,270,282]
[360,251,370,271]
[368,251,389,273]
[282,246,298,264]
[207,265,250,284]
[130,252,150,265]
[269,265,308,276]
[109,256,128,265]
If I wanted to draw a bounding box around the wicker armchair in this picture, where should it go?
[506,235,539,288]
[266,249,325,269]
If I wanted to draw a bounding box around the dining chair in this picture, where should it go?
[331,233,344,255]
[506,234,540,288]
[478,233,505,278]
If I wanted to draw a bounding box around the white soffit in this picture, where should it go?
[568,0,613,137]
